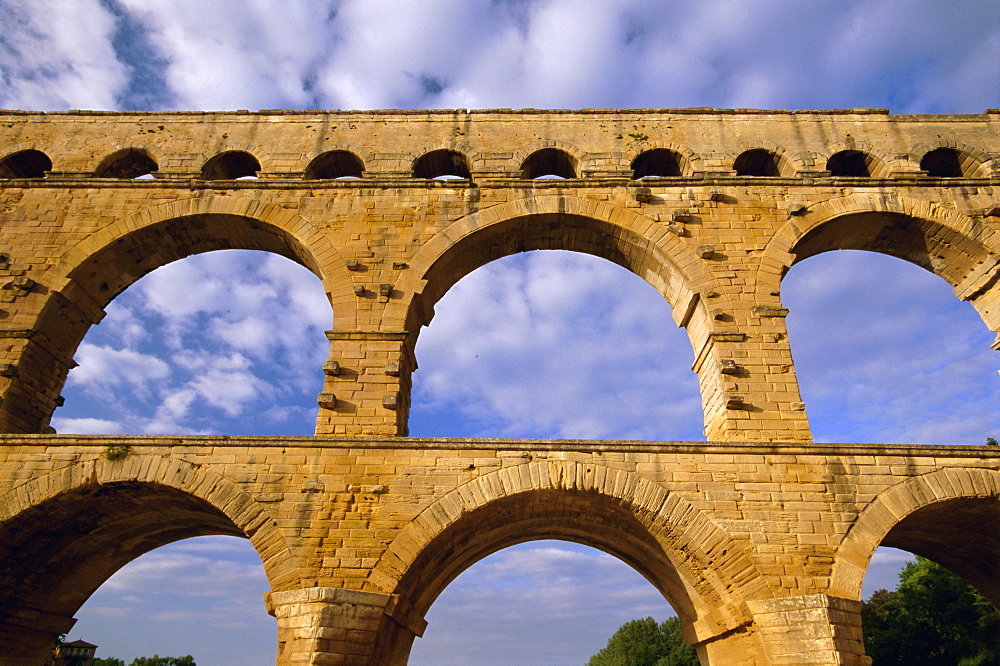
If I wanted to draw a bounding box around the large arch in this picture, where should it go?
[0,453,299,662]
[760,194,1000,336]
[367,460,770,663]
[387,195,733,440]
[830,467,1000,607]
[0,196,354,434]
[392,195,726,332]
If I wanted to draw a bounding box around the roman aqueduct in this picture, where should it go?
[0,108,998,664]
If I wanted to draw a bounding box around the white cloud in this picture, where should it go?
[116,0,340,110]
[0,0,127,110]
[864,547,916,597]
[50,417,125,435]
[138,257,235,320]
[169,350,263,418]
[67,343,171,393]
[102,549,266,596]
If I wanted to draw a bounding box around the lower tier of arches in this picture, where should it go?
[0,436,996,665]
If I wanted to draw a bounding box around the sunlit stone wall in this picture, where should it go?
[0,108,997,441]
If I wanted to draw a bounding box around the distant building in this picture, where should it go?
[50,639,98,666]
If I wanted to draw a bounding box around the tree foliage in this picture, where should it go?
[588,616,699,666]
[863,557,999,665]
[93,657,194,666]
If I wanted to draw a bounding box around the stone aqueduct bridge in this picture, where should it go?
[0,109,998,664]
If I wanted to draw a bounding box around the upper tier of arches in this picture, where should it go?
[2,145,993,181]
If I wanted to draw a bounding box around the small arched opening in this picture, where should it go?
[94,148,159,179]
[412,149,471,180]
[920,147,982,177]
[827,150,884,178]
[521,148,577,179]
[632,148,687,178]
[201,151,260,180]
[733,148,785,177]
[0,148,51,178]
[305,150,365,179]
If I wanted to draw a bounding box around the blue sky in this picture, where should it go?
[1,0,998,663]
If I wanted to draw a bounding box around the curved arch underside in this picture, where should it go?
[789,211,993,289]
[390,488,701,621]
[413,211,695,327]
[881,498,1000,606]
[0,481,250,660]
[67,212,321,304]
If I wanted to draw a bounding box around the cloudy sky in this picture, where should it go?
[2,0,998,664]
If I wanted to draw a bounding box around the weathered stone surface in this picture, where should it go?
[0,109,998,664]
[0,437,997,664]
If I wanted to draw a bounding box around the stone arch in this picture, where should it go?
[305,148,367,179]
[0,452,299,661]
[630,143,702,177]
[411,148,472,180]
[391,194,726,331]
[820,139,892,178]
[93,146,159,178]
[0,195,353,434]
[729,143,804,176]
[0,147,53,178]
[387,194,733,438]
[201,149,261,179]
[409,141,483,176]
[910,140,993,178]
[515,140,582,178]
[50,194,351,316]
[831,467,1000,606]
[760,193,1000,335]
[367,460,769,661]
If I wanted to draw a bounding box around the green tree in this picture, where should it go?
[863,557,999,665]
[92,657,194,666]
[588,616,699,666]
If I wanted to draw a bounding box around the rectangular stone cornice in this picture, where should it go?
[6,434,1000,458]
[1,107,996,121]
